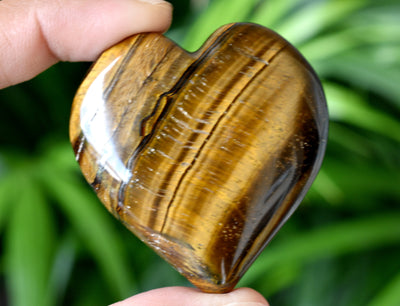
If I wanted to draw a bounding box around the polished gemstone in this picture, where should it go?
[70,23,328,293]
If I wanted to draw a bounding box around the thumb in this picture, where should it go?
[110,287,269,306]
[0,0,172,88]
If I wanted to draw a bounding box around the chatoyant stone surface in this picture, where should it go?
[70,23,328,293]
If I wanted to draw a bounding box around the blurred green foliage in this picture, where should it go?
[1,0,399,305]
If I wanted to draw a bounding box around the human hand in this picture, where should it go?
[0,1,268,305]
[110,287,269,306]
[0,0,172,89]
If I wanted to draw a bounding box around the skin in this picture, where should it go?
[0,0,269,305]
[0,0,172,88]
[110,287,269,306]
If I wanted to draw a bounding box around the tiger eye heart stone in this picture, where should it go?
[70,23,328,293]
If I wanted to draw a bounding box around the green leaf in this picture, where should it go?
[322,159,400,202]
[241,213,400,287]
[0,174,17,232]
[254,261,301,296]
[5,174,55,306]
[272,0,366,45]
[46,231,78,306]
[38,141,80,173]
[301,24,400,62]
[308,169,345,205]
[250,0,301,28]
[39,164,137,298]
[369,272,400,306]
[182,0,259,51]
[317,50,400,106]
[324,82,400,142]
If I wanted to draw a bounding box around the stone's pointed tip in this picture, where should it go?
[70,23,328,293]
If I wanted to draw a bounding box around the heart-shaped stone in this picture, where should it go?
[70,23,328,293]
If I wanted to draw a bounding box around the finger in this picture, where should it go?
[110,287,269,306]
[0,0,172,88]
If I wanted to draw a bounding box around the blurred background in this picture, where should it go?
[0,0,399,305]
